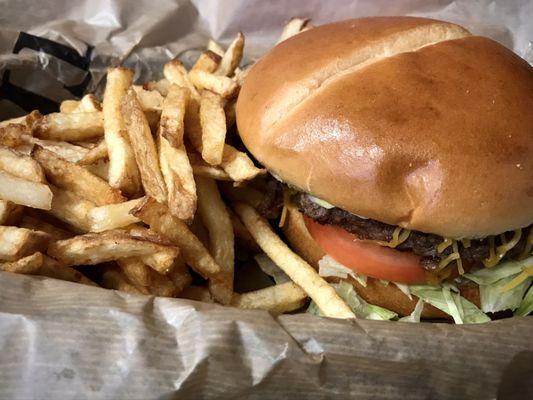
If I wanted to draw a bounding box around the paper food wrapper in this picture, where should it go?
[0,1,532,398]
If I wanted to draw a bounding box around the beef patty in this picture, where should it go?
[296,193,529,271]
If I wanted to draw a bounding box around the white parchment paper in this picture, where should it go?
[0,1,532,398]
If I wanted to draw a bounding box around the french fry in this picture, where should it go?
[191,50,221,73]
[0,124,29,147]
[132,85,164,112]
[47,230,179,267]
[277,17,310,43]
[180,285,214,302]
[103,67,142,197]
[102,268,148,295]
[231,282,308,314]
[84,159,109,180]
[188,69,239,98]
[233,202,355,319]
[139,246,179,274]
[167,257,192,294]
[158,85,197,220]
[60,100,80,113]
[87,198,143,232]
[0,252,44,274]
[184,96,203,151]
[20,214,72,241]
[188,152,230,180]
[32,146,125,206]
[207,40,225,57]
[220,144,265,182]
[215,32,244,77]
[0,146,45,182]
[0,170,52,210]
[163,60,200,100]
[200,90,227,165]
[228,208,257,248]
[118,257,152,287]
[39,255,98,286]
[77,94,102,113]
[0,226,50,261]
[78,139,107,165]
[148,270,177,297]
[127,225,173,246]
[0,200,24,225]
[33,111,104,141]
[196,176,234,304]
[47,186,95,232]
[121,88,167,203]
[130,198,227,302]
[27,138,89,162]
[144,79,172,97]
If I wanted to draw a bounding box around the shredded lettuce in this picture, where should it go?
[479,275,531,313]
[318,255,367,287]
[515,285,533,317]
[399,298,424,323]
[307,281,397,321]
[410,285,490,324]
[463,257,532,285]
[254,253,290,284]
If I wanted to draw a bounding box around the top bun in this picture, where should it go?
[237,17,533,238]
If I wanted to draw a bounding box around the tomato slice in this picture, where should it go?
[304,216,427,284]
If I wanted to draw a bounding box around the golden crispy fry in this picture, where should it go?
[215,32,244,77]
[148,269,177,297]
[144,79,172,97]
[220,144,265,182]
[47,230,179,266]
[207,40,225,57]
[189,69,239,98]
[0,200,23,225]
[277,17,310,43]
[180,285,214,302]
[0,146,45,182]
[0,252,44,274]
[163,60,200,100]
[234,65,251,86]
[0,124,29,147]
[102,268,148,295]
[167,257,192,294]
[121,88,167,203]
[0,170,52,210]
[130,198,227,302]
[77,94,102,113]
[118,257,152,287]
[132,85,164,112]
[47,185,95,232]
[233,202,355,319]
[228,207,257,249]
[87,197,143,232]
[191,50,222,73]
[188,152,231,180]
[26,137,89,162]
[20,214,72,241]
[39,255,98,286]
[231,282,308,314]
[0,226,50,261]
[200,90,226,165]
[32,146,124,206]
[158,85,196,220]
[127,225,173,246]
[60,100,80,113]
[33,112,103,141]
[196,176,234,304]
[78,139,107,165]
[103,67,142,197]
[84,159,109,180]
[139,246,179,274]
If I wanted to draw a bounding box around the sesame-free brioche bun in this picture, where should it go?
[237,17,533,239]
[282,204,480,318]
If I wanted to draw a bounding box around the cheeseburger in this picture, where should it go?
[236,17,533,320]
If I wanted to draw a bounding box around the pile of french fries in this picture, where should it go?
[0,19,355,319]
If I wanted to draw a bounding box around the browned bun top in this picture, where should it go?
[282,205,480,318]
[237,17,533,238]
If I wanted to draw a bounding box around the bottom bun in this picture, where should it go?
[282,204,480,318]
